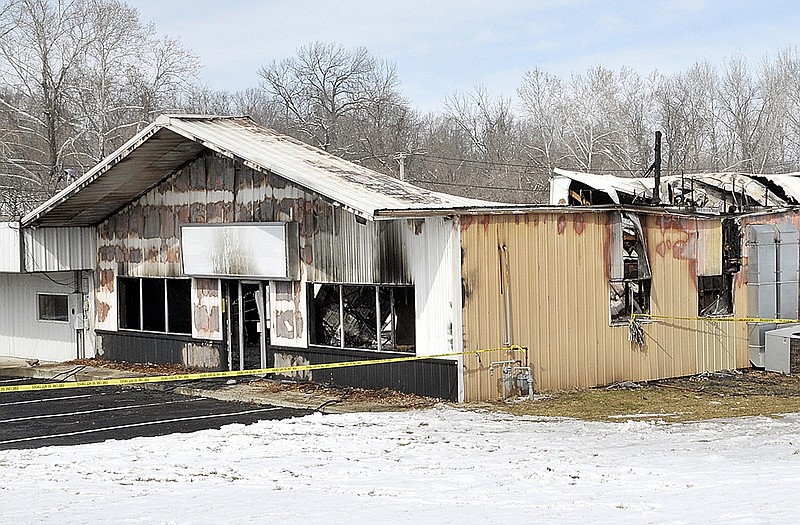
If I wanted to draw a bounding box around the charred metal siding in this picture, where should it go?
[460,211,745,401]
[192,278,222,341]
[95,150,413,347]
[270,345,458,401]
[96,150,405,287]
[98,330,224,370]
[403,217,462,359]
[23,227,95,272]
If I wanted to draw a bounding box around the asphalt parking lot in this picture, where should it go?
[0,377,311,450]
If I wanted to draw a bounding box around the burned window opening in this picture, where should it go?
[722,218,742,273]
[118,277,191,335]
[610,280,651,321]
[141,278,166,332]
[309,283,415,352]
[167,279,192,333]
[698,274,734,317]
[610,213,651,324]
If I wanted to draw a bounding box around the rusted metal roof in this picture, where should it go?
[550,168,797,210]
[551,168,654,204]
[22,115,496,227]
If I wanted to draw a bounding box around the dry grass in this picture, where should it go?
[69,358,800,421]
[479,370,800,422]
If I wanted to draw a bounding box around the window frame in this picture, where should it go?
[609,212,652,325]
[118,277,192,335]
[308,282,416,353]
[37,293,70,323]
[698,274,735,317]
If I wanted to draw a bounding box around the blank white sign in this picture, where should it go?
[181,223,296,279]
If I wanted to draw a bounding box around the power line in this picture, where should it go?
[410,178,547,193]
[416,154,800,176]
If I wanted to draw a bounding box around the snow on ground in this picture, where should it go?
[1,406,799,524]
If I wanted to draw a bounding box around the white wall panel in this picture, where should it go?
[23,227,96,272]
[0,222,21,273]
[0,272,77,361]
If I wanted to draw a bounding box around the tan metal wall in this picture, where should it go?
[460,211,747,402]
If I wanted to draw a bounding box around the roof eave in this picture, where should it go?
[21,121,162,227]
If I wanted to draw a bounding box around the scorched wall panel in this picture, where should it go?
[460,212,745,401]
[94,150,401,344]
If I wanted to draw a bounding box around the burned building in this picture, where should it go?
[2,116,800,402]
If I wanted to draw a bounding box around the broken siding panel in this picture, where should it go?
[191,278,222,341]
[461,211,745,401]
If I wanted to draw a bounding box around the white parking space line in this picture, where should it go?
[0,394,94,407]
[0,398,201,424]
[0,407,283,445]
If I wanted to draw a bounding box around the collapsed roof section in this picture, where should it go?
[551,168,800,212]
[22,115,501,227]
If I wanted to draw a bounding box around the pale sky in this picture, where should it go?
[131,0,800,112]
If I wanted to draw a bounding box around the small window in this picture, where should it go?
[38,294,69,322]
[610,280,651,323]
[698,274,734,316]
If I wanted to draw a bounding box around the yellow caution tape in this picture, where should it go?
[0,345,527,394]
[632,314,800,324]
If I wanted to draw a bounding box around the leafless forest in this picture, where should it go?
[3,0,800,217]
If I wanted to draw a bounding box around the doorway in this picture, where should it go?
[224,280,269,370]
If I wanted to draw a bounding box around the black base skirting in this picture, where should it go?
[94,332,457,401]
[270,345,459,402]
[97,330,225,370]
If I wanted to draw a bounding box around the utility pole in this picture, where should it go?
[651,131,662,205]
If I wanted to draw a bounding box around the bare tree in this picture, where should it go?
[518,68,567,174]
[0,0,93,192]
[0,0,200,211]
[413,85,546,202]
[258,42,416,175]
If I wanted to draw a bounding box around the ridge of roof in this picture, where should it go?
[23,115,501,227]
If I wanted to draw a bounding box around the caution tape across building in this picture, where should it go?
[0,346,527,394]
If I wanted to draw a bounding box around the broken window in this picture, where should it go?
[37,293,69,322]
[610,213,651,324]
[309,283,415,352]
[722,218,742,273]
[697,219,739,317]
[698,274,734,316]
[118,277,191,334]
